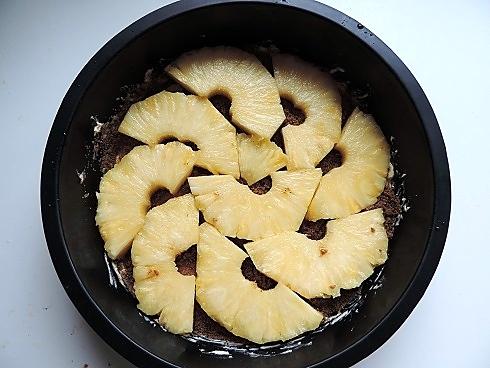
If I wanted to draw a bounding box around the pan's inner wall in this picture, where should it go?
[58,4,434,368]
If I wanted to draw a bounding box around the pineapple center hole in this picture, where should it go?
[316,148,343,175]
[281,98,306,126]
[238,176,272,195]
[298,219,328,240]
[149,167,212,210]
[241,257,277,290]
[149,188,174,209]
[159,136,199,151]
[271,98,307,150]
[209,94,232,122]
[175,245,197,276]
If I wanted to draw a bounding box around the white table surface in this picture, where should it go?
[1,0,489,367]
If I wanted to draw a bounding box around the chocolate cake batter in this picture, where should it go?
[94,54,402,344]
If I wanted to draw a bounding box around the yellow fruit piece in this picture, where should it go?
[189,169,321,240]
[166,46,285,139]
[96,142,195,259]
[246,209,388,298]
[196,223,323,344]
[237,133,287,184]
[273,54,341,169]
[132,194,198,334]
[307,108,389,220]
[119,91,239,177]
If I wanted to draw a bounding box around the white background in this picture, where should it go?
[1,0,489,367]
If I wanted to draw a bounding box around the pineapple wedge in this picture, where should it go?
[237,133,287,185]
[307,108,390,220]
[196,223,323,343]
[189,169,321,240]
[273,54,341,169]
[119,91,239,178]
[132,194,198,334]
[165,47,285,139]
[96,142,195,259]
[245,209,388,298]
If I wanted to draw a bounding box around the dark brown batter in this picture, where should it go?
[317,149,342,175]
[94,54,402,344]
[209,94,232,122]
[270,98,306,149]
[113,256,135,297]
[237,176,273,195]
[299,219,328,241]
[193,302,246,343]
[280,98,306,126]
[175,245,197,277]
[149,167,212,209]
[241,257,278,290]
[365,183,401,239]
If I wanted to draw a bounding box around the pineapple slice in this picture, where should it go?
[119,91,239,178]
[189,169,321,240]
[237,133,287,185]
[307,108,390,220]
[273,54,341,169]
[96,142,195,259]
[196,223,323,343]
[245,209,388,298]
[165,47,285,139]
[132,194,198,334]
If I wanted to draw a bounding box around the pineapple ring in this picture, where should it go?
[245,209,388,299]
[165,46,285,139]
[307,108,390,220]
[189,169,322,241]
[132,194,198,334]
[273,54,342,170]
[96,142,196,259]
[119,91,239,178]
[237,133,287,185]
[196,223,323,344]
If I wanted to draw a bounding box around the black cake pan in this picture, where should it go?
[41,1,451,367]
